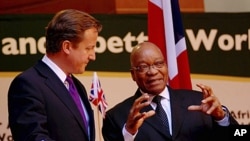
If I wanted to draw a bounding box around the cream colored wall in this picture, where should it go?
[204,0,250,12]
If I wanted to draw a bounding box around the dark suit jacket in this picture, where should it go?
[8,60,95,141]
[102,87,238,141]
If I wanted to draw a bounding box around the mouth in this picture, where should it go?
[147,78,163,85]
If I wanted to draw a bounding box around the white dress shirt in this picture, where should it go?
[122,86,229,141]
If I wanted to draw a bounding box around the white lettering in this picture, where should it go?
[4,30,250,56]
[136,32,148,44]
[186,29,217,51]
[0,133,5,141]
[249,29,250,50]
[96,32,148,54]
[235,34,247,51]
[218,34,234,51]
[96,36,106,53]
[107,36,123,53]
[37,37,46,54]
[234,129,247,136]
[19,37,37,54]
[2,37,46,55]
[123,32,136,52]
[0,133,13,141]
[2,38,19,55]
[186,28,250,51]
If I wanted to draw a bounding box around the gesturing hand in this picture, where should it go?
[188,84,225,120]
[125,94,155,135]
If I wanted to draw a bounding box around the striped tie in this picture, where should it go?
[153,95,170,134]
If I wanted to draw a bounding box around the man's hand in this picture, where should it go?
[188,84,225,120]
[125,94,155,134]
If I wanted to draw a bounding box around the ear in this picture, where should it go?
[62,40,71,54]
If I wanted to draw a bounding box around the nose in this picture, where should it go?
[89,51,96,61]
[147,65,158,74]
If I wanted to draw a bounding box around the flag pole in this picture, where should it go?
[97,106,102,141]
[89,71,107,141]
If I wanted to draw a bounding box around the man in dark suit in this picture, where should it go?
[8,9,102,141]
[102,41,238,141]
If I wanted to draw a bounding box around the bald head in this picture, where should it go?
[130,42,164,67]
[129,41,168,95]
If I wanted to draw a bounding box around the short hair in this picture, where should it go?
[45,9,102,53]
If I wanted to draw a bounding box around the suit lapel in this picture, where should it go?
[141,105,172,139]
[134,89,171,139]
[34,60,88,135]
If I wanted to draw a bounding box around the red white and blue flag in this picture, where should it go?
[148,0,192,89]
[89,72,108,118]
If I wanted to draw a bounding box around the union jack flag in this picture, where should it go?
[148,0,192,89]
[89,72,108,118]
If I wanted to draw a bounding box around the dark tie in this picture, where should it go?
[66,75,88,129]
[153,95,170,134]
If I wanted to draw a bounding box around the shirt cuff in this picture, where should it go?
[215,106,230,126]
[122,124,137,141]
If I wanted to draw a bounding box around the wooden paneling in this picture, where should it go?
[179,0,204,12]
[115,0,204,13]
[0,0,116,14]
[115,0,148,14]
[0,0,204,14]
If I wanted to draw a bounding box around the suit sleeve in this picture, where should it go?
[8,75,54,141]
[210,106,239,141]
[102,111,125,141]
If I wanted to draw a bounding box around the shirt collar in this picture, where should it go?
[140,86,169,102]
[41,55,67,83]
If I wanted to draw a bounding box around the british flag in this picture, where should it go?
[148,0,192,89]
[89,72,108,118]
